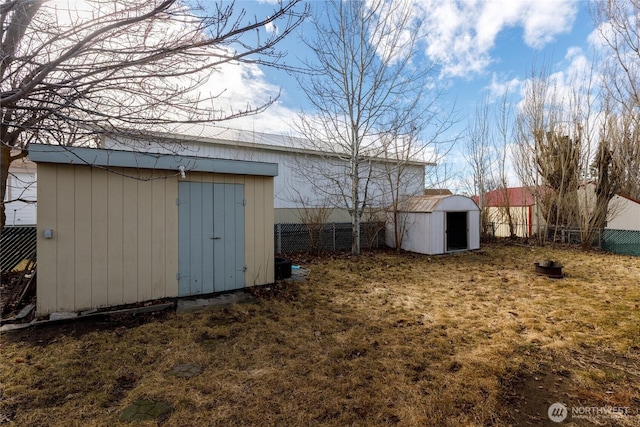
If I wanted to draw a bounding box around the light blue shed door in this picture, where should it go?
[178,182,245,296]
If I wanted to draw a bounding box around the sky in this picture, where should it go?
[196,0,599,192]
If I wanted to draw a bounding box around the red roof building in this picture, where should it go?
[474,187,535,207]
[472,187,540,238]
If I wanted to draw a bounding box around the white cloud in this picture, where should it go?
[264,19,278,35]
[413,0,580,77]
[521,1,577,48]
[486,73,522,100]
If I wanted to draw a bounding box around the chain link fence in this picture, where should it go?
[484,222,594,244]
[545,226,597,246]
[602,229,640,256]
[1,226,37,272]
[484,221,640,256]
[274,222,385,254]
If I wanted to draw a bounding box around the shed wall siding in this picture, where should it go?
[37,164,273,314]
[432,212,445,254]
[468,210,481,250]
[397,212,422,253]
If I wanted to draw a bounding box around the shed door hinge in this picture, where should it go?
[243,199,247,206]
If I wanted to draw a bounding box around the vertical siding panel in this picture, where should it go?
[193,172,205,183]
[56,165,76,311]
[201,172,213,183]
[122,174,139,303]
[221,182,239,290]
[151,174,166,299]
[74,167,93,310]
[435,212,444,254]
[36,164,58,314]
[91,168,109,308]
[178,181,190,296]
[189,182,204,295]
[264,178,275,284]
[107,169,124,306]
[165,175,179,297]
[137,176,153,302]
[244,176,256,286]
[211,173,224,184]
[234,183,245,289]
[253,177,266,285]
[212,183,225,291]
[201,182,214,294]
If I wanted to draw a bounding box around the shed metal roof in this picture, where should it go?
[28,144,278,177]
[394,195,479,213]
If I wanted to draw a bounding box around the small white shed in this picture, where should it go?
[386,195,480,255]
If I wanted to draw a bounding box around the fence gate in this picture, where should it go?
[178,182,245,296]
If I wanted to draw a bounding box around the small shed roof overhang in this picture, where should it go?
[28,144,278,177]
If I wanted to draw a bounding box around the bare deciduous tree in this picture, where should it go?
[492,89,521,239]
[464,96,496,238]
[294,0,449,255]
[592,0,640,201]
[514,57,616,248]
[381,125,436,250]
[514,66,550,244]
[514,63,593,244]
[0,0,307,230]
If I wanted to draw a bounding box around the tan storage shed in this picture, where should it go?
[30,144,277,315]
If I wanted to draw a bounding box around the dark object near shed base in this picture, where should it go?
[275,258,292,280]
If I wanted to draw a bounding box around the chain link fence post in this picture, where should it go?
[276,223,282,254]
[332,223,336,251]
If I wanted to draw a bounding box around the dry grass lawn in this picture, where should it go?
[1,243,640,426]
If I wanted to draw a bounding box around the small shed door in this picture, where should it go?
[178,182,245,296]
[446,211,468,251]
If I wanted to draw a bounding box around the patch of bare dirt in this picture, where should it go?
[502,349,640,426]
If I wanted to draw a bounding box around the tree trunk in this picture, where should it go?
[0,144,11,233]
[351,156,361,256]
